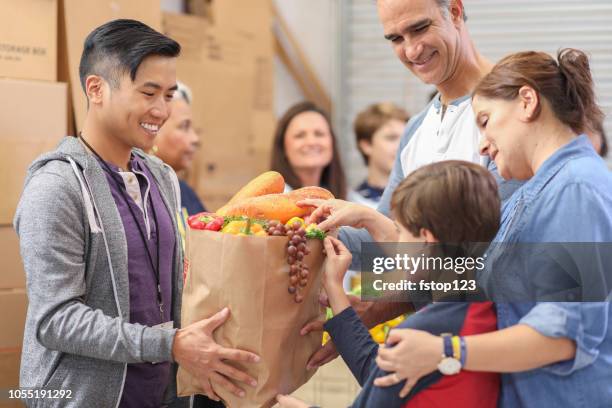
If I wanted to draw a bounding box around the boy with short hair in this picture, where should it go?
[353,102,409,207]
[279,160,500,407]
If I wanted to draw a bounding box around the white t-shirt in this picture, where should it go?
[400,97,487,177]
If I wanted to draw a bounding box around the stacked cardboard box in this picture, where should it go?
[0,79,68,225]
[209,0,276,163]
[163,0,276,211]
[0,0,57,82]
[163,13,256,210]
[0,2,65,405]
[0,285,28,408]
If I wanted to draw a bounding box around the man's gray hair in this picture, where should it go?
[173,80,193,104]
[436,0,467,21]
[375,0,468,22]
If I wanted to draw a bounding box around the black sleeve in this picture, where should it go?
[323,307,379,386]
[324,307,444,408]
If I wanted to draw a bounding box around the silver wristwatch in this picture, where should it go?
[438,333,462,375]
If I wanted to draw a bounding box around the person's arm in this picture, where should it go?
[374,323,576,376]
[320,237,380,385]
[324,307,379,387]
[375,303,608,396]
[462,323,575,372]
[15,170,259,401]
[300,200,398,244]
[373,322,576,397]
[321,236,354,316]
[338,206,398,243]
[513,302,607,375]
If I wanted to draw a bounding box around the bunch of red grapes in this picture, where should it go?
[267,220,311,303]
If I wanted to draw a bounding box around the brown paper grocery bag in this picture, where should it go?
[177,228,325,407]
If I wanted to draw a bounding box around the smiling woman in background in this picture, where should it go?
[153,81,206,216]
[270,101,348,200]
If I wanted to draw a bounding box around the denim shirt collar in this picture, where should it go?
[520,134,592,201]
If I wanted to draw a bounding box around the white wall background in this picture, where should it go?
[161,0,184,13]
[272,0,339,117]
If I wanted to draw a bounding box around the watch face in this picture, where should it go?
[438,357,461,375]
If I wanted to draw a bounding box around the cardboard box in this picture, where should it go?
[188,0,273,34]
[0,79,67,225]
[192,152,269,212]
[206,0,276,155]
[186,0,214,22]
[0,289,28,349]
[0,228,25,289]
[0,0,57,81]
[163,13,264,210]
[59,0,162,133]
[58,0,76,136]
[203,0,273,37]
[0,348,22,407]
[0,349,21,388]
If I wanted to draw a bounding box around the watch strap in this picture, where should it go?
[441,333,453,358]
[451,335,461,360]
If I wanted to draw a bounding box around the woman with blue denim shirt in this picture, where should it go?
[371,49,612,408]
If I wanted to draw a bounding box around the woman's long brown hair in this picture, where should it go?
[270,101,347,199]
[474,48,603,135]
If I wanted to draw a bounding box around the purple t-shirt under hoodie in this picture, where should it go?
[98,154,176,408]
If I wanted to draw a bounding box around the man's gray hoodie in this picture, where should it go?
[14,137,188,407]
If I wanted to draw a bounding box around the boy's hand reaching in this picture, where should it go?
[322,236,352,288]
[299,198,371,232]
[298,198,398,242]
[321,236,353,317]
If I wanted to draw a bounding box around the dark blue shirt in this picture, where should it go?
[356,180,385,203]
[179,179,206,215]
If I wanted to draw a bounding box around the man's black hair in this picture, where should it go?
[79,19,180,93]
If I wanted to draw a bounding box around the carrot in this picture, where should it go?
[217,171,285,215]
[219,186,334,223]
